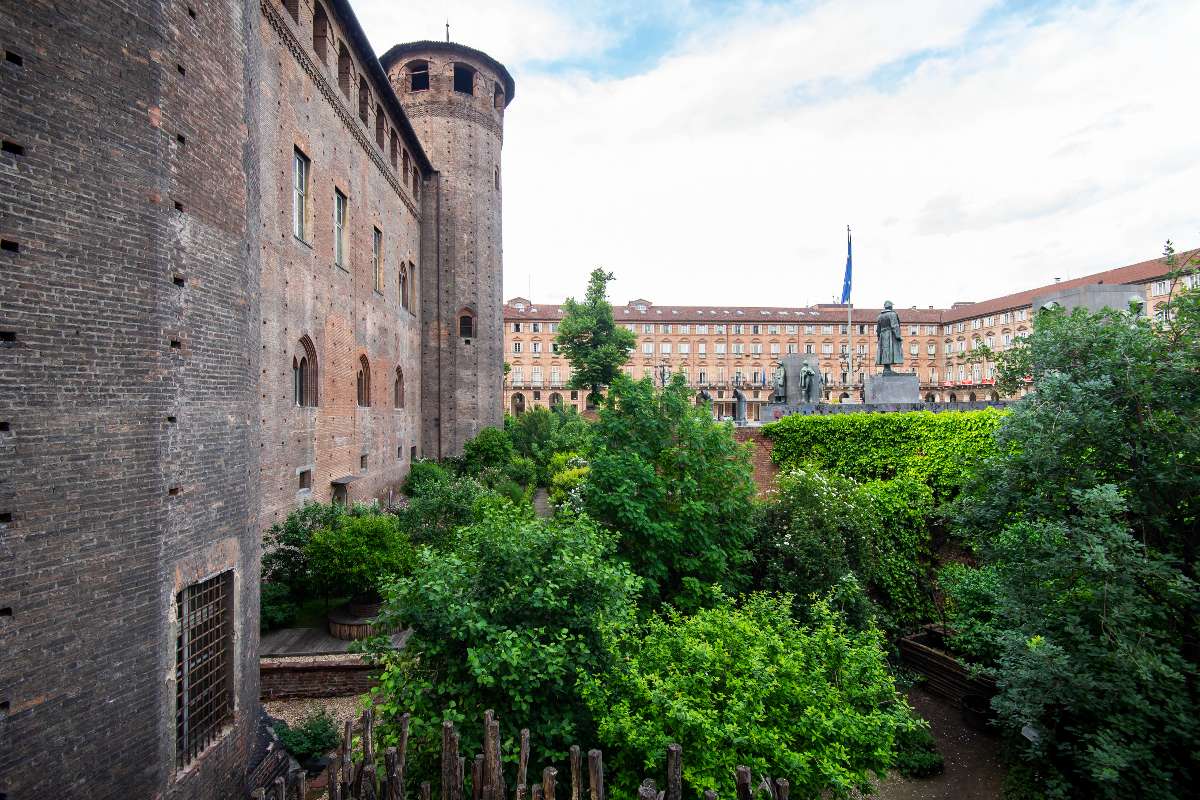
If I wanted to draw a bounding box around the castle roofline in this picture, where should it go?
[380,40,516,106]
[327,1,435,175]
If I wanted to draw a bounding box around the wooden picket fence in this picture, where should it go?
[253,708,792,800]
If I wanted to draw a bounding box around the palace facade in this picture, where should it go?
[504,251,1194,421]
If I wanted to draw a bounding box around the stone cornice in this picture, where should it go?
[261,1,420,218]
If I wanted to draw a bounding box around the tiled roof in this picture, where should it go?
[504,250,1191,324]
[938,251,1187,322]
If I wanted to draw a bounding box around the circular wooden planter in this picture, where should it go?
[327,602,381,641]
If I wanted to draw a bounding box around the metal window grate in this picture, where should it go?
[175,571,233,769]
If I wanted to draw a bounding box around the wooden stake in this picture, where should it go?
[422,781,432,800]
[532,784,543,800]
[362,764,379,800]
[587,750,604,800]
[666,745,682,800]
[273,776,286,800]
[570,746,581,800]
[473,754,485,800]
[734,767,752,800]
[484,711,499,800]
[754,776,775,800]
[330,759,341,800]
[542,767,557,800]
[637,784,657,800]
[442,722,458,800]
[703,791,718,800]
[386,748,400,800]
[774,779,789,800]
[397,713,411,800]
[517,729,530,791]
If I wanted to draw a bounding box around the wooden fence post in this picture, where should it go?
[587,750,604,800]
[665,745,681,800]
[735,767,752,800]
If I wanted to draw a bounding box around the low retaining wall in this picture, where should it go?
[733,428,778,495]
[260,656,377,700]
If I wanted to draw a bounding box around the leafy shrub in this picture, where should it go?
[275,707,340,764]
[260,581,298,632]
[581,593,917,800]
[506,455,537,487]
[363,504,641,775]
[892,722,944,779]
[404,459,451,497]
[262,501,344,600]
[749,467,934,632]
[395,473,489,549]
[763,410,1002,501]
[506,406,595,484]
[584,375,755,610]
[306,513,415,601]
[937,562,1002,663]
[463,426,515,474]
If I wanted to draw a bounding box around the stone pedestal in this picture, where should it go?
[864,371,920,404]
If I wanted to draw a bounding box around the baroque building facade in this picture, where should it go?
[504,251,1192,421]
[0,1,509,797]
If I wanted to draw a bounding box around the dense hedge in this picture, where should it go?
[762,410,1003,500]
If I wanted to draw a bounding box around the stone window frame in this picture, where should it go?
[372,227,384,294]
[292,148,310,243]
[356,355,372,407]
[293,335,319,407]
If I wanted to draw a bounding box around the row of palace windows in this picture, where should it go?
[293,149,416,311]
[281,1,420,195]
[291,338,407,410]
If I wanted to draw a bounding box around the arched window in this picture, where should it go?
[312,3,329,62]
[398,263,409,311]
[358,76,370,123]
[402,148,411,178]
[990,391,1000,402]
[406,60,429,92]
[337,44,353,97]
[375,105,385,148]
[549,392,563,408]
[458,309,475,339]
[356,355,371,407]
[948,392,958,403]
[394,367,405,408]
[282,0,299,22]
[494,83,504,109]
[511,393,525,415]
[925,393,935,403]
[389,129,398,168]
[293,335,318,406]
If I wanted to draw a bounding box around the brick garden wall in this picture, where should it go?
[260,657,377,700]
[733,428,779,495]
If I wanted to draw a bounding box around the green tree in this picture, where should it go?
[581,593,917,800]
[362,501,641,775]
[946,248,1200,797]
[584,375,755,610]
[556,268,636,399]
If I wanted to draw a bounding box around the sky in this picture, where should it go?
[353,0,1199,309]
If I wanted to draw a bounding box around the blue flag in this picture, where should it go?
[840,227,852,304]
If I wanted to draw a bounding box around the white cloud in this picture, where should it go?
[359,0,1200,309]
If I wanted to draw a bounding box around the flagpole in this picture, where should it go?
[846,226,852,402]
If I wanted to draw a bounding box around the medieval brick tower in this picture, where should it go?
[381,42,513,457]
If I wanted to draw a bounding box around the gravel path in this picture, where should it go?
[262,694,366,730]
[533,487,552,518]
[871,687,1005,799]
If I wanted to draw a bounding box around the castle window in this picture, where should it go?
[175,570,234,770]
[281,0,299,22]
[333,189,347,268]
[356,356,371,407]
[411,167,420,200]
[407,60,429,92]
[337,44,353,97]
[313,3,329,62]
[293,335,318,407]
[292,148,309,242]
[399,263,409,311]
[402,148,411,178]
[494,83,504,109]
[459,310,476,339]
[372,227,383,293]
[394,367,405,408]
[299,469,312,491]
[453,63,475,95]
[358,76,370,124]
[375,105,385,148]
[494,166,500,190]
[389,129,398,167]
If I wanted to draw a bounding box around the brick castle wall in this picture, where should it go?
[733,428,780,495]
[260,657,377,700]
[255,0,425,530]
[0,1,261,797]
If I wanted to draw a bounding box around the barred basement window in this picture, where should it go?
[175,571,233,769]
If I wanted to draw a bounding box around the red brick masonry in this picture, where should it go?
[260,656,378,700]
[733,428,779,495]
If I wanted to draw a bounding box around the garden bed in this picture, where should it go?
[898,625,996,706]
